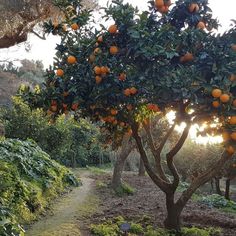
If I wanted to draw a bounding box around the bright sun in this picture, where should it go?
[166,111,223,145]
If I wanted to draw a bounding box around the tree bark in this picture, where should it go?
[225,178,231,200]
[215,177,222,196]
[138,158,145,176]
[164,194,182,231]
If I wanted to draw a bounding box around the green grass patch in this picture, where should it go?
[90,216,221,236]
[86,166,108,175]
[114,183,135,197]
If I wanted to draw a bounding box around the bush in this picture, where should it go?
[1,97,110,167]
[0,138,79,234]
[114,183,135,197]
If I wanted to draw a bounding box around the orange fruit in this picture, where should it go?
[197,21,205,30]
[119,73,126,81]
[120,122,125,127]
[231,132,236,141]
[231,44,236,51]
[71,103,79,111]
[159,5,169,13]
[220,94,230,103]
[222,132,230,141]
[108,24,118,34]
[51,100,57,106]
[113,120,118,125]
[130,87,138,95]
[94,47,102,55]
[188,3,199,13]
[56,69,64,77]
[229,116,236,125]
[62,24,67,32]
[155,0,164,8]
[89,54,96,63]
[226,146,235,155]
[180,52,194,63]
[67,55,77,64]
[212,89,222,98]
[104,66,110,74]
[51,105,57,112]
[94,66,102,75]
[212,101,220,108]
[90,105,96,110]
[233,99,236,107]
[101,66,108,74]
[110,46,119,55]
[71,23,80,30]
[97,36,103,43]
[229,74,236,82]
[111,109,118,115]
[95,76,102,84]
[124,88,131,96]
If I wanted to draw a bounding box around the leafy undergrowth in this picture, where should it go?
[90,216,221,236]
[0,138,80,235]
[114,183,135,197]
[192,194,236,215]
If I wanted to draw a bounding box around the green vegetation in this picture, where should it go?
[193,194,236,214]
[90,216,221,236]
[1,97,110,167]
[114,182,135,197]
[0,138,79,235]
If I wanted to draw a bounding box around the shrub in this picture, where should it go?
[0,138,79,234]
[114,183,135,197]
[1,97,110,167]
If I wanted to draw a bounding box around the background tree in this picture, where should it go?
[20,0,236,232]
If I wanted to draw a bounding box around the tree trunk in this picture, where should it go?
[215,178,222,195]
[138,158,145,176]
[164,194,182,231]
[225,179,231,200]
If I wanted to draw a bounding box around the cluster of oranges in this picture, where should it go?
[154,0,171,14]
[123,87,138,97]
[188,3,205,29]
[147,103,160,112]
[93,66,110,84]
[212,88,234,108]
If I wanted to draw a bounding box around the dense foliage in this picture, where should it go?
[1,97,110,167]
[0,138,79,235]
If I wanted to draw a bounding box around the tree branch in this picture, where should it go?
[30,30,46,40]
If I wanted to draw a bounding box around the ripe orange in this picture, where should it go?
[231,44,236,52]
[89,54,96,63]
[159,5,169,13]
[94,66,102,75]
[120,122,125,127]
[56,69,64,77]
[62,24,67,32]
[188,3,199,13]
[90,105,96,110]
[124,88,131,96]
[110,46,119,55]
[94,47,102,55]
[212,101,220,108]
[229,74,236,82]
[233,99,236,107]
[108,24,118,34]
[130,87,138,95]
[220,94,230,103]
[51,105,57,112]
[95,76,102,84]
[113,120,118,125]
[231,132,236,141]
[211,89,222,98]
[71,23,80,30]
[229,116,236,125]
[97,36,103,43]
[111,109,118,115]
[67,55,77,64]
[119,73,126,81]
[222,132,230,141]
[155,0,164,8]
[101,66,108,74]
[180,52,194,63]
[226,146,235,155]
[71,103,79,111]
[197,21,205,30]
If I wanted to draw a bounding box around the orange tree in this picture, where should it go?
[21,0,236,231]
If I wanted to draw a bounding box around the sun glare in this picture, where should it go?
[166,111,223,145]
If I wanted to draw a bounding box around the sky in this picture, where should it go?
[1,0,236,68]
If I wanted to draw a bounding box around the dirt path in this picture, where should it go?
[26,170,96,236]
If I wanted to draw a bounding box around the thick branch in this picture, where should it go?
[166,123,190,190]
[131,122,171,194]
[176,151,231,208]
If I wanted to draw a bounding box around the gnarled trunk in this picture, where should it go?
[225,178,231,200]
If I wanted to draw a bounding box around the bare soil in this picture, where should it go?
[86,172,236,236]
